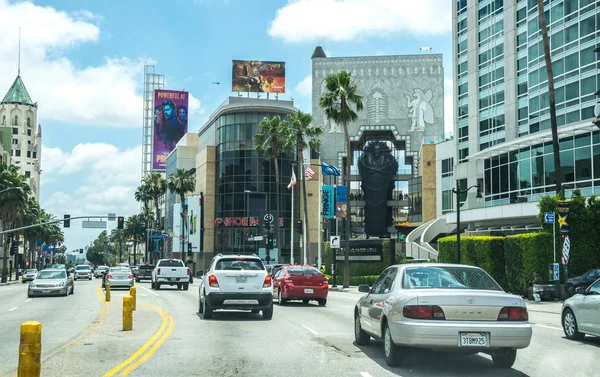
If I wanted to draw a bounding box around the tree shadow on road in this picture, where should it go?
[356,340,530,377]
[195,310,267,322]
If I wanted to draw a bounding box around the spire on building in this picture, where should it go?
[311,46,327,59]
[1,76,34,106]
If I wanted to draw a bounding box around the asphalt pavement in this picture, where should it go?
[0,279,598,377]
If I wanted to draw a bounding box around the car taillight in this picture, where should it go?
[188,268,192,275]
[208,275,219,288]
[157,268,161,275]
[107,275,113,279]
[403,305,446,320]
[263,275,272,288]
[128,275,134,279]
[497,307,528,321]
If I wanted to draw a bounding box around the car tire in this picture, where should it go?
[151,281,155,289]
[354,312,370,345]
[491,349,517,368]
[136,279,140,283]
[71,286,75,295]
[63,288,69,297]
[562,308,585,340]
[183,283,189,291]
[27,291,33,298]
[318,299,327,307]
[202,295,213,319]
[177,284,182,290]
[277,289,286,305]
[262,304,273,320]
[89,277,92,280]
[22,280,26,284]
[302,299,310,304]
[198,296,203,313]
[383,322,406,367]
[156,283,161,290]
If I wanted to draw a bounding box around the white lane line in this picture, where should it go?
[26,299,31,303]
[535,324,562,331]
[360,373,373,377]
[136,284,159,296]
[8,307,18,312]
[302,324,319,335]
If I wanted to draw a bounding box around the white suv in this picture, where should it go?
[198,254,273,320]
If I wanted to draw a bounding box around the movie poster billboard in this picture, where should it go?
[231,60,286,93]
[153,90,189,170]
[187,195,202,253]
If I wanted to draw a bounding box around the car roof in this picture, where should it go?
[396,263,483,270]
[40,269,66,272]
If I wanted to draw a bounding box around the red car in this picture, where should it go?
[273,265,328,306]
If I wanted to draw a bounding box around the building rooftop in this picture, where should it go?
[1,76,34,106]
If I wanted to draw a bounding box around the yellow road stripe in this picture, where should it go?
[102,304,169,377]
[118,315,175,376]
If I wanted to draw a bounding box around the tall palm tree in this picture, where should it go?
[167,168,196,258]
[139,207,155,262]
[135,183,152,212]
[283,110,324,264]
[145,172,166,231]
[125,215,143,265]
[22,197,42,268]
[254,115,287,262]
[537,0,562,199]
[319,70,364,288]
[110,229,127,263]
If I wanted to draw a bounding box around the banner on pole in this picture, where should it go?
[322,186,335,218]
[336,185,347,219]
[557,200,570,266]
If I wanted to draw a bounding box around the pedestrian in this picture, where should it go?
[532,272,543,285]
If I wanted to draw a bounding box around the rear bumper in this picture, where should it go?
[155,277,187,285]
[284,286,328,300]
[206,292,273,310]
[106,279,134,287]
[137,275,152,280]
[389,320,532,351]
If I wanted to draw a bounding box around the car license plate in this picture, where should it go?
[460,333,487,347]
[236,276,247,283]
[304,288,313,294]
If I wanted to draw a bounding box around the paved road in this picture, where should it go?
[0,280,598,377]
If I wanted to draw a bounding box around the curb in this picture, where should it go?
[0,280,21,287]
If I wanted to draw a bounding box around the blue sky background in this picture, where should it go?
[0,0,452,250]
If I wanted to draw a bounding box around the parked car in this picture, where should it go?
[273,265,328,306]
[136,265,154,282]
[102,267,134,289]
[199,254,273,319]
[21,269,38,283]
[28,269,74,297]
[354,264,532,368]
[561,277,600,340]
[564,268,600,296]
[152,259,189,290]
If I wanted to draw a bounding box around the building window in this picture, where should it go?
[12,128,18,135]
[12,139,18,145]
[408,176,422,223]
[1,115,5,125]
[27,129,31,136]
[15,149,21,157]
[27,151,31,158]
[441,158,454,214]
[25,171,30,178]
[33,151,37,159]
[13,115,18,126]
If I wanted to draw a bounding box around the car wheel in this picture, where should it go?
[63,288,69,297]
[136,279,140,283]
[198,296,203,313]
[151,281,155,289]
[277,289,286,305]
[383,322,405,367]
[71,286,75,295]
[562,308,585,340]
[262,304,273,320]
[156,283,161,290]
[318,299,327,307]
[177,284,182,290]
[183,283,189,291]
[491,349,517,368]
[354,312,370,345]
[302,299,310,304]
[89,277,92,280]
[27,291,33,298]
[202,295,213,319]
[22,280,26,284]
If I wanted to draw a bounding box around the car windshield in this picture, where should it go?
[216,258,264,271]
[37,271,66,279]
[76,266,90,270]
[287,267,321,275]
[99,267,109,271]
[403,266,503,291]
[585,269,600,279]
[25,269,37,273]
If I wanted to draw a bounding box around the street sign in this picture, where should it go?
[150,234,167,239]
[82,221,107,229]
[544,212,555,224]
[108,213,116,221]
[552,263,560,281]
[330,236,340,249]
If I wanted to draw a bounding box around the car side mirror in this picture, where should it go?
[575,287,586,295]
[358,284,371,293]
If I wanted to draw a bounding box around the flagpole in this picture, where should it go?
[291,172,295,265]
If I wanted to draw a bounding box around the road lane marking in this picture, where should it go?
[118,314,175,376]
[360,373,373,377]
[136,284,159,296]
[535,324,562,331]
[103,304,170,377]
[302,324,319,335]
[8,307,17,312]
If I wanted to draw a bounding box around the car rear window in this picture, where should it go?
[287,267,321,275]
[158,260,185,267]
[139,266,154,271]
[403,266,503,291]
[216,258,264,271]
[76,266,91,270]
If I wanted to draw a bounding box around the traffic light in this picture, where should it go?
[117,216,124,229]
[266,233,274,248]
[9,240,17,256]
[141,228,146,238]
[296,220,303,234]
[188,242,192,253]
[63,214,70,228]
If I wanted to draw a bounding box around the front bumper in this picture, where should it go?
[106,279,134,287]
[389,320,532,351]
[29,287,68,296]
[206,292,273,310]
[283,286,328,300]
[74,273,92,279]
[22,276,35,282]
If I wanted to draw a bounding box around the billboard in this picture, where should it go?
[187,195,202,253]
[231,60,286,93]
[153,90,189,170]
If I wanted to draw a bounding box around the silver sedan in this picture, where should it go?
[354,264,532,368]
[28,269,74,297]
[561,277,600,340]
[103,267,134,289]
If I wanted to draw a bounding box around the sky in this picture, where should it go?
[0,0,453,251]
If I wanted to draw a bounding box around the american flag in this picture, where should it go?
[305,166,315,180]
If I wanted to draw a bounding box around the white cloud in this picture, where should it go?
[444,77,453,134]
[0,1,202,128]
[268,0,452,43]
[294,75,312,98]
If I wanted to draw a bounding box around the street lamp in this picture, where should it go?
[452,182,483,263]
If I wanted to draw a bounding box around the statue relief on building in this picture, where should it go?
[368,88,388,124]
[405,88,435,131]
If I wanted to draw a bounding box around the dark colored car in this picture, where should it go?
[131,266,139,278]
[136,265,154,282]
[565,268,600,296]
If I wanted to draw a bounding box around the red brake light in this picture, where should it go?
[263,275,272,288]
[128,275,134,279]
[157,268,161,275]
[498,307,528,321]
[208,274,219,288]
[107,275,113,279]
[403,305,446,320]
[188,268,192,274]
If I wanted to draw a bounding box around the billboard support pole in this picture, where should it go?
[141,65,164,181]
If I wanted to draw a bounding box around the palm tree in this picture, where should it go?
[145,172,166,231]
[283,110,324,264]
[319,70,364,288]
[139,206,155,262]
[537,0,562,199]
[135,183,152,212]
[254,115,287,262]
[125,215,143,265]
[0,164,31,282]
[22,197,42,268]
[110,229,127,263]
[167,168,196,258]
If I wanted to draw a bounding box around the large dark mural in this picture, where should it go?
[358,141,398,236]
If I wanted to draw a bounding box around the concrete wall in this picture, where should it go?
[195,146,216,273]
[419,144,437,223]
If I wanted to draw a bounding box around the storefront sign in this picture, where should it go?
[334,239,383,262]
[214,217,284,227]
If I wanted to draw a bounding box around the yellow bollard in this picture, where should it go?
[105,282,111,302]
[123,295,133,331]
[129,286,136,311]
[18,321,42,377]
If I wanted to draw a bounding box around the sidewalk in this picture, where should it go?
[0,280,21,287]
[525,299,563,315]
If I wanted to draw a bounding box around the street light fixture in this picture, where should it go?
[452,182,483,263]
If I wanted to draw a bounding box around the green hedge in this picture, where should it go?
[504,233,554,295]
[324,274,380,286]
[323,239,393,276]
